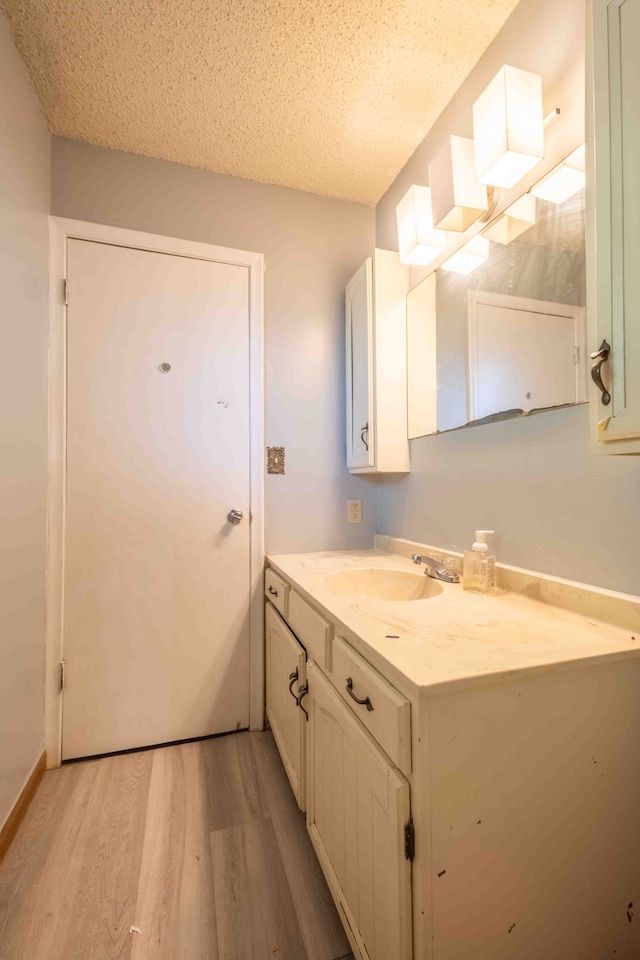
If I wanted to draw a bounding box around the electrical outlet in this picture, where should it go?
[347,499,362,524]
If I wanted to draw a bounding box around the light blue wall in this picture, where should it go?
[377,405,640,596]
[374,0,640,595]
[51,137,377,555]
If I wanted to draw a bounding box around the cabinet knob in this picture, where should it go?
[590,340,611,406]
[228,509,244,525]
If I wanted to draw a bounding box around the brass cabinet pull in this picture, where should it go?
[288,670,299,705]
[298,682,309,721]
[590,339,611,406]
[345,677,374,712]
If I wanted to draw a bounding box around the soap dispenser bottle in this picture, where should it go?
[463,530,496,593]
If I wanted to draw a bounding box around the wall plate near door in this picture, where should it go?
[267,446,285,474]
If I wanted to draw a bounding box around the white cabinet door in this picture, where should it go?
[588,0,640,452]
[346,251,410,474]
[266,602,307,810]
[306,663,412,960]
[346,258,375,469]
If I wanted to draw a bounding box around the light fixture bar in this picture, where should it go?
[543,107,561,127]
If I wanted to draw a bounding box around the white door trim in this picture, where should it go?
[45,217,265,768]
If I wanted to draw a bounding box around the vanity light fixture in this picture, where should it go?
[473,65,544,189]
[482,193,536,244]
[441,236,490,275]
[395,185,446,265]
[530,144,585,204]
[429,135,489,232]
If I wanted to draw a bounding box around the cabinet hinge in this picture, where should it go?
[62,278,69,306]
[404,816,415,862]
[59,659,66,693]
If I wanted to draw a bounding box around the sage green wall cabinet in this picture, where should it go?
[588,0,640,452]
[345,250,410,473]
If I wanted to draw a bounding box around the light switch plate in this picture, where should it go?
[267,447,285,474]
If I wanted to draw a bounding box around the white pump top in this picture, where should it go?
[472,530,495,553]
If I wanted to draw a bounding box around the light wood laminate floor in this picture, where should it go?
[0,732,353,960]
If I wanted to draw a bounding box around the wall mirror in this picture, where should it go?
[406,164,586,439]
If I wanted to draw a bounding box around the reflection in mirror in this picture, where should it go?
[407,180,586,439]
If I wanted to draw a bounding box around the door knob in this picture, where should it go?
[228,509,243,525]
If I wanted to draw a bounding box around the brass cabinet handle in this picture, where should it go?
[345,677,374,712]
[288,670,299,705]
[268,586,278,597]
[298,682,309,721]
[590,339,611,406]
[360,422,369,450]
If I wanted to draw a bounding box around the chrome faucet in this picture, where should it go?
[412,553,460,583]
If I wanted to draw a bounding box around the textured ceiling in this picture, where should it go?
[2,0,521,203]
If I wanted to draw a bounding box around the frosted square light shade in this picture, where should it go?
[482,193,536,244]
[395,185,446,266]
[473,65,544,188]
[531,144,585,204]
[430,136,489,232]
[441,236,490,275]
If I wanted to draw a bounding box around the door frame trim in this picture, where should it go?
[46,217,265,767]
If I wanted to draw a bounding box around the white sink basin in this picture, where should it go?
[324,568,443,602]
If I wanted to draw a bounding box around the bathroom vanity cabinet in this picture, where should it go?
[265,586,413,960]
[265,544,640,960]
[588,0,640,453]
[345,249,410,473]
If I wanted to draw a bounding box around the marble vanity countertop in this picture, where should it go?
[267,548,640,698]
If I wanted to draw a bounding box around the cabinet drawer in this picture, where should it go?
[332,636,411,774]
[265,568,289,619]
[288,590,332,669]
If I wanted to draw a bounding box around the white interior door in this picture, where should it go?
[62,238,251,760]
[468,291,585,420]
